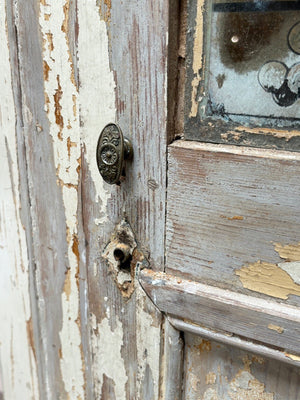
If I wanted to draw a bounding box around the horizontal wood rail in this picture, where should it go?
[138,268,300,364]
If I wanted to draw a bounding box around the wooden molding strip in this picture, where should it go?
[138,268,300,356]
[170,139,300,160]
[169,317,300,367]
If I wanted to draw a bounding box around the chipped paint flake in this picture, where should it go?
[39,1,85,397]
[78,0,114,210]
[274,242,300,262]
[236,241,300,299]
[236,261,300,300]
[231,126,300,141]
[285,353,300,362]
[267,324,284,334]
[90,315,127,400]
[206,372,217,385]
[190,0,205,117]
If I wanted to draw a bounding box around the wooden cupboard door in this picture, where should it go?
[140,1,300,399]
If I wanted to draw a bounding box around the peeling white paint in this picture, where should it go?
[0,3,39,398]
[135,282,161,399]
[39,1,85,398]
[78,0,115,211]
[90,314,127,400]
[278,262,300,285]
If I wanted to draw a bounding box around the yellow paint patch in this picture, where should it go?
[274,242,300,262]
[230,125,300,141]
[267,324,284,334]
[189,0,205,117]
[236,261,300,299]
[285,353,300,362]
[99,0,112,23]
[220,215,244,221]
[206,371,217,385]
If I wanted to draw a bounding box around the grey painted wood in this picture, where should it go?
[80,0,169,397]
[183,333,300,400]
[160,319,184,400]
[170,318,300,368]
[6,0,169,396]
[6,0,70,397]
[166,140,300,307]
[139,268,300,355]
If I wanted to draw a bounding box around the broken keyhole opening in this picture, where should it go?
[113,244,132,271]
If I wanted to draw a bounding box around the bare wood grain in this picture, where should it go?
[166,140,300,306]
[139,269,300,355]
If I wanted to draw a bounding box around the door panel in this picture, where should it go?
[167,141,300,307]
[183,333,300,400]
[2,0,300,398]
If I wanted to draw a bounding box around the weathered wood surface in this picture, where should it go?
[160,319,184,400]
[183,333,300,400]
[167,140,300,306]
[78,0,168,398]
[170,318,300,368]
[6,0,87,397]
[0,2,39,398]
[2,0,169,398]
[139,269,300,355]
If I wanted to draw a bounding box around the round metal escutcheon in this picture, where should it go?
[288,21,300,55]
[96,123,124,184]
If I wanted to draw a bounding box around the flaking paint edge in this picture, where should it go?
[236,242,300,300]
[0,4,39,398]
[39,1,85,397]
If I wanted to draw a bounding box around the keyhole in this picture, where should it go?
[113,245,132,271]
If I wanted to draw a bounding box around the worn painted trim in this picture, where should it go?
[170,139,300,160]
[169,318,300,368]
[139,268,300,354]
[159,318,184,400]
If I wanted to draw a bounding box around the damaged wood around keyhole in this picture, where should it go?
[102,219,148,298]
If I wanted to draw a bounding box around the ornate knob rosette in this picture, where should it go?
[96,123,133,184]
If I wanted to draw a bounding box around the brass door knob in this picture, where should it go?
[96,123,133,184]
